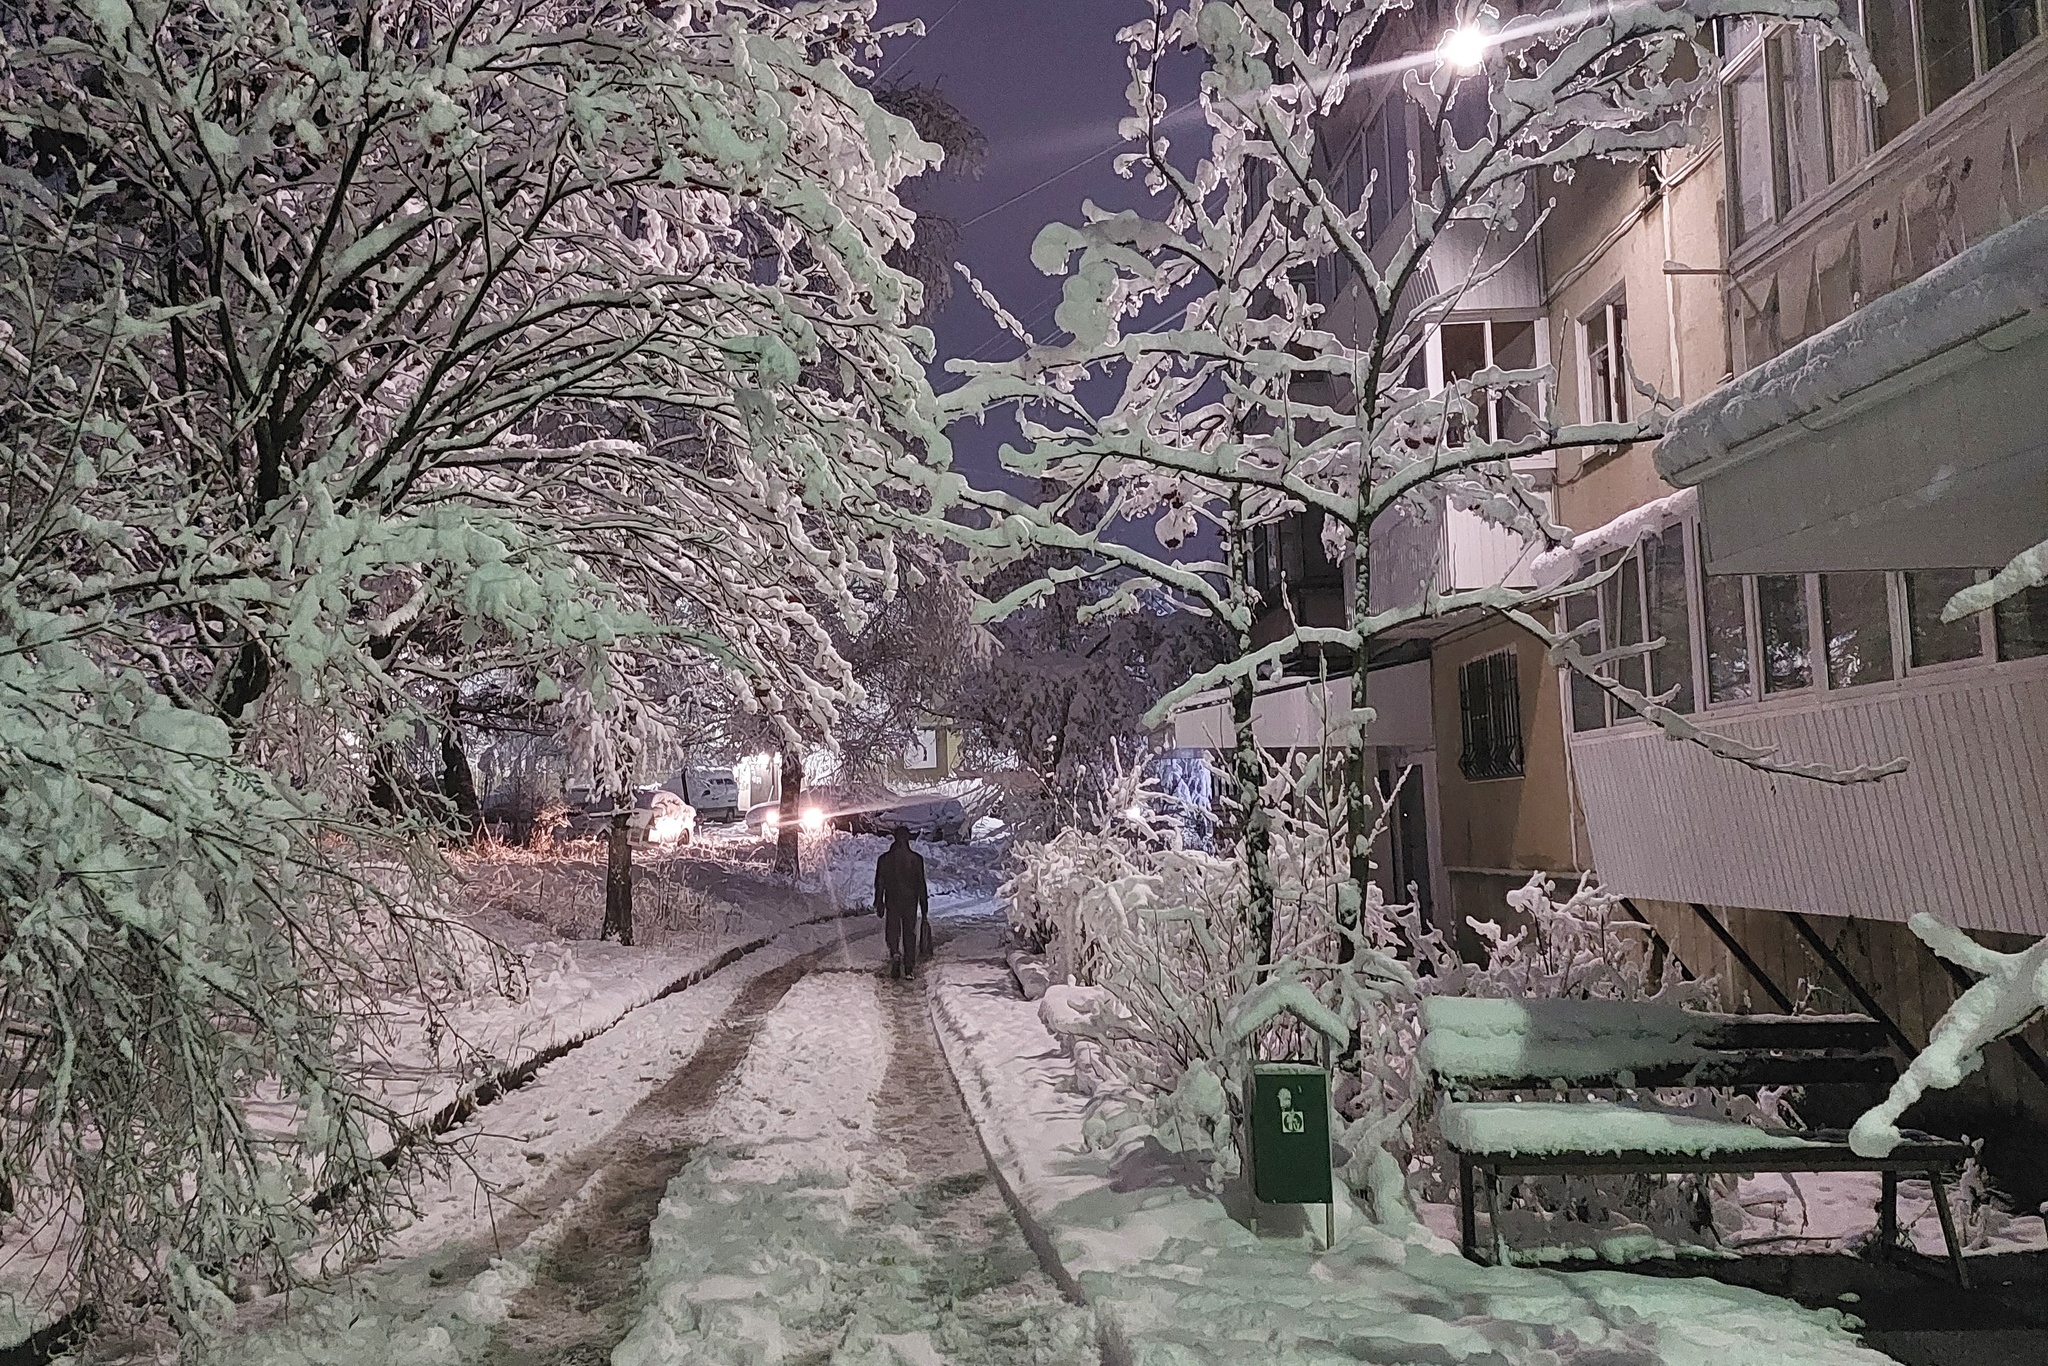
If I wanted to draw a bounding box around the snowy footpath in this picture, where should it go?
[927,958,1903,1366]
[206,887,1092,1366]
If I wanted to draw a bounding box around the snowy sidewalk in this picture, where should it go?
[927,958,1904,1366]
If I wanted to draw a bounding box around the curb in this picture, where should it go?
[923,971,1132,1366]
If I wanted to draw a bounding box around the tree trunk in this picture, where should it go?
[1225,506,1275,965]
[441,728,481,840]
[774,747,803,876]
[1342,522,1374,961]
[602,806,634,944]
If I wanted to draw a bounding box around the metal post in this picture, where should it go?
[1928,1168,1971,1288]
[1879,1169,1898,1258]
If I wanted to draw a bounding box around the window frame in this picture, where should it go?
[1429,314,1550,442]
[1458,647,1528,781]
[1560,523,2045,740]
[1578,294,1630,426]
[1722,0,2045,249]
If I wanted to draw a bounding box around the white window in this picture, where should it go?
[1563,533,2048,735]
[1581,297,1629,424]
[1429,316,1546,442]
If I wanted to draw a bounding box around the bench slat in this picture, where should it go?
[1443,1053,1899,1091]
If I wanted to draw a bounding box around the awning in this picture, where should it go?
[1655,208,2048,574]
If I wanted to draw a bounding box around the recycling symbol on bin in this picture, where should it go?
[1277,1086,1306,1134]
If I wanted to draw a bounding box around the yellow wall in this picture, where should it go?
[1428,617,1581,944]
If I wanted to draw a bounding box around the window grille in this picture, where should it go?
[1458,649,1525,780]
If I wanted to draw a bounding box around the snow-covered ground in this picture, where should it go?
[928,957,1906,1366]
[179,842,1082,1366]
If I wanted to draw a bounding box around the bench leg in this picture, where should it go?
[1878,1169,1898,1259]
[1485,1170,1511,1268]
[1459,1156,1476,1262]
[1927,1168,1970,1289]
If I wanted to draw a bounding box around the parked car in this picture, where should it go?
[745,798,824,841]
[677,768,740,822]
[560,787,695,844]
[798,786,969,843]
[630,788,696,844]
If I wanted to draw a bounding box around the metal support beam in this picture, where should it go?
[1619,897,1694,984]
[1688,902,1797,1013]
[1786,912,1919,1057]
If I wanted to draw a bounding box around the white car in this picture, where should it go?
[745,799,825,841]
[628,788,696,844]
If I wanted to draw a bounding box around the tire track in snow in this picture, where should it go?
[601,946,1097,1365]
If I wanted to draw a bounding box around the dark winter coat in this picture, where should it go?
[874,841,929,920]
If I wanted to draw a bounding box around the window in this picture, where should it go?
[1996,582,2048,661]
[1738,0,2044,186]
[1864,0,1923,145]
[1583,299,1629,423]
[1566,547,2037,739]
[1774,31,1831,208]
[1757,573,1814,692]
[1821,571,1895,687]
[1983,0,2043,66]
[1906,568,1984,665]
[1563,590,1609,732]
[1727,50,1777,240]
[1458,649,1525,779]
[1435,317,1544,441]
[1645,524,1696,713]
[1919,0,1979,110]
[1702,572,1754,703]
[1601,550,1649,697]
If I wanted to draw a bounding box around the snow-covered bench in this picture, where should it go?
[1420,997,1973,1280]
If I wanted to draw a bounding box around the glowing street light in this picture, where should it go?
[1441,26,1489,70]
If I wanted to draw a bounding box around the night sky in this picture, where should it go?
[871,1,1204,509]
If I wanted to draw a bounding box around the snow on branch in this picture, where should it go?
[1852,914,2048,1157]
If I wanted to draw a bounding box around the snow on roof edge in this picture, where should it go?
[1655,206,2048,484]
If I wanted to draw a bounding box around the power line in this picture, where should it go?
[875,0,967,84]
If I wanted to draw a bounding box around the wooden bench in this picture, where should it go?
[1420,997,1974,1282]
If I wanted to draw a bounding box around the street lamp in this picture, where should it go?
[1441,26,1489,70]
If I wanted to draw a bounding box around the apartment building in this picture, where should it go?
[1545,9,2048,1173]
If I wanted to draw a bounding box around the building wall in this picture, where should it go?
[1428,617,1581,947]
[1536,26,2048,1183]
[1545,135,1733,534]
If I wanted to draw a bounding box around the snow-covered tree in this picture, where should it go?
[0,0,954,1318]
[935,0,1888,1217]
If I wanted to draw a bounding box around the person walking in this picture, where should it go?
[873,826,929,980]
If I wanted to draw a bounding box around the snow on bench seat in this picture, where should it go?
[1419,996,1895,1089]
[1439,1101,1823,1160]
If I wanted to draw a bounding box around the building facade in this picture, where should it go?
[1545,10,2048,1184]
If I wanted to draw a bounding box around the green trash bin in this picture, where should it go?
[1248,1061,1333,1207]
